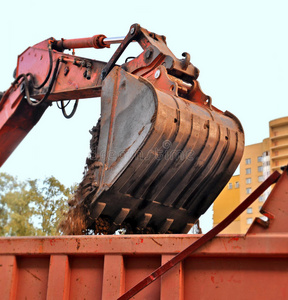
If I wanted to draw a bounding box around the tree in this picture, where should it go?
[0,173,36,236]
[28,176,72,236]
[0,172,72,236]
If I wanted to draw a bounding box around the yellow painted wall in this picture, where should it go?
[213,175,240,234]
[239,143,266,233]
[270,116,288,171]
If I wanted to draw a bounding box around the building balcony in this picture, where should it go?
[271,165,287,171]
[270,133,288,141]
[270,144,288,150]
[270,153,288,160]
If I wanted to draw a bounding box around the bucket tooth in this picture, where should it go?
[182,223,194,234]
[93,202,106,219]
[159,218,174,233]
[108,208,130,234]
[114,208,130,225]
[137,213,152,229]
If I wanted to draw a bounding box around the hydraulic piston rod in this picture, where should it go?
[103,36,125,45]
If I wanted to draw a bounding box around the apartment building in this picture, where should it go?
[213,116,288,234]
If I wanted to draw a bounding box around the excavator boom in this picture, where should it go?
[0,24,244,233]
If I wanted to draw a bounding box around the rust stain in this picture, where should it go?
[109,145,132,169]
[228,237,239,243]
[210,273,223,285]
[135,238,144,245]
[138,126,145,135]
[49,239,56,246]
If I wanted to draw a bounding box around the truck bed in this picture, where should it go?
[1,233,288,300]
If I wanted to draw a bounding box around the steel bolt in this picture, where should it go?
[64,66,69,76]
[86,69,91,80]
[130,27,135,35]
[154,69,161,79]
[145,49,152,59]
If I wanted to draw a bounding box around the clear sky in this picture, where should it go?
[1,0,287,232]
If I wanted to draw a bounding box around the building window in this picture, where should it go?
[259,206,262,211]
[235,181,239,188]
[246,178,251,184]
[246,168,251,175]
[260,216,268,222]
[246,188,252,194]
[246,218,253,225]
[258,176,264,182]
[257,156,263,162]
[228,183,233,189]
[259,195,264,202]
[245,158,251,165]
[258,166,263,172]
[247,207,253,214]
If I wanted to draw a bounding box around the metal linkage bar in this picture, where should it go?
[117,170,281,300]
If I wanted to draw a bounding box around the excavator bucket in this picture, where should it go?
[0,23,244,234]
[80,66,244,234]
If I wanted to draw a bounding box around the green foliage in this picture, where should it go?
[0,172,72,236]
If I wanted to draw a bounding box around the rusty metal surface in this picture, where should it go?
[1,24,245,235]
[60,24,245,234]
[16,41,106,101]
[83,66,244,233]
[248,166,288,234]
[1,233,288,256]
[1,169,288,299]
[0,39,106,167]
[0,234,288,300]
[0,89,49,167]
[117,170,281,299]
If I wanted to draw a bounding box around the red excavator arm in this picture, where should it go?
[0,24,207,167]
[0,24,244,234]
[0,34,108,166]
